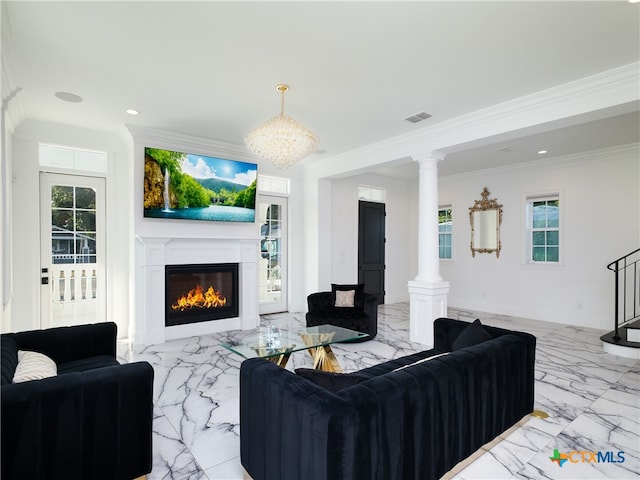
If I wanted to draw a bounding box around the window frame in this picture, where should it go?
[358,185,386,203]
[438,205,453,260]
[523,191,563,266]
[258,174,290,195]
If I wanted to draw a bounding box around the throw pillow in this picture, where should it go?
[451,319,492,351]
[331,283,365,308]
[335,289,356,307]
[392,352,450,372]
[295,368,367,393]
[13,350,57,383]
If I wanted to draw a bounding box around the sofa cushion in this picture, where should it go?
[451,318,492,351]
[12,350,57,383]
[1,337,19,386]
[57,355,120,374]
[295,368,368,393]
[331,283,365,308]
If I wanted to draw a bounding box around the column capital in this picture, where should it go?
[412,151,446,163]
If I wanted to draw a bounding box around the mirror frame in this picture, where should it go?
[469,187,503,258]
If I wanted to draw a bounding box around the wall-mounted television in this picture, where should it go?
[143,147,257,223]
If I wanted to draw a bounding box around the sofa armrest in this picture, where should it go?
[433,317,537,354]
[433,317,469,351]
[10,322,117,364]
[307,291,333,311]
[1,361,153,480]
[362,294,378,316]
[240,358,357,480]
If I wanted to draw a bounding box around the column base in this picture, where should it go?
[407,279,450,346]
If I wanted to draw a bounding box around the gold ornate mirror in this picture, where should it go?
[469,187,503,258]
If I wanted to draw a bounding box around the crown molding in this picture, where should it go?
[310,62,639,179]
[126,124,259,163]
[1,59,23,129]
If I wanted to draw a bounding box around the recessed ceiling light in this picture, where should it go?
[54,91,83,103]
[126,109,140,115]
[538,150,548,155]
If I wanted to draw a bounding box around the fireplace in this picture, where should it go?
[165,263,239,327]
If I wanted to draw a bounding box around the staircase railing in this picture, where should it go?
[607,248,640,341]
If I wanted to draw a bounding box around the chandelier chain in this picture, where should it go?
[277,84,288,115]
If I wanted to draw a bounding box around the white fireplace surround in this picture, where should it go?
[134,236,260,345]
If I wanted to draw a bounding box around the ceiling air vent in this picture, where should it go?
[404,111,432,124]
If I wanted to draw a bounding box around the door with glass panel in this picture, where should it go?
[258,196,287,314]
[39,173,106,328]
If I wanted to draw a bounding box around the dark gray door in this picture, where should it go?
[358,201,385,305]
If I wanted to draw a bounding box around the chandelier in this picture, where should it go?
[245,84,319,169]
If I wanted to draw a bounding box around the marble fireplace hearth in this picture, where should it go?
[134,236,260,345]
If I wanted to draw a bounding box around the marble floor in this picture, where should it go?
[122,304,640,479]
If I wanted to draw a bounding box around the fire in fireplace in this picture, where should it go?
[165,263,239,327]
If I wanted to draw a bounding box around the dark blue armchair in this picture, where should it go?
[306,284,378,341]
[1,322,154,480]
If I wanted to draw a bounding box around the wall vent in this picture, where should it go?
[404,111,432,124]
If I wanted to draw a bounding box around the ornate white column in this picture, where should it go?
[408,153,450,346]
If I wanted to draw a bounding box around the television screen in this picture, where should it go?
[144,147,257,223]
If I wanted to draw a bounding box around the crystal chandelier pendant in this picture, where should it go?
[245,84,319,169]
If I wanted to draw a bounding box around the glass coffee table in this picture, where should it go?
[221,324,368,372]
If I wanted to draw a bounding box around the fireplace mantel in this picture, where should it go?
[134,236,260,345]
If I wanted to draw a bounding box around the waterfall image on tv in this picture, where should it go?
[144,147,257,223]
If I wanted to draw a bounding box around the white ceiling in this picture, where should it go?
[2,1,639,177]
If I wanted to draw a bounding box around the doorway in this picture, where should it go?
[358,200,385,305]
[39,173,106,328]
[258,195,288,314]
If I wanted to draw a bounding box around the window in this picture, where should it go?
[358,185,386,203]
[438,206,452,259]
[50,185,97,265]
[526,195,559,263]
[39,144,107,173]
[258,175,290,195]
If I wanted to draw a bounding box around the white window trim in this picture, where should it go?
[438,204,454,261]
[258,174,290,196]
[39,143,108,176]
[358,185,386,203]
[522,190,564,267]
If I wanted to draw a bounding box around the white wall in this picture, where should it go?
[1,105,14,332]
[438,144,639,330]
[320,144,639,330]
[329,172,416,304]
[7,117,637,336]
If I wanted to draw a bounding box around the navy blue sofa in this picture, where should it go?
[1,322,154,480]
[240,317,536,480]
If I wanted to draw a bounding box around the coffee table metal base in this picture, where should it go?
[263,344,343,372]
[308,345,343,373]
[265,352,292,368]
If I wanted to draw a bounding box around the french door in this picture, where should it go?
[258,195,288,314]
[39,173,106,328]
